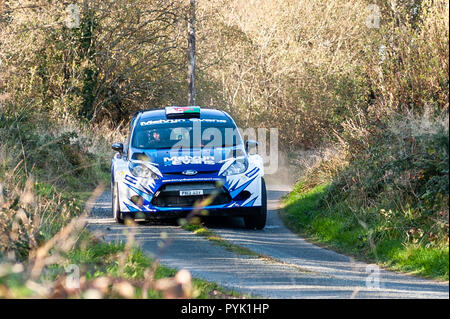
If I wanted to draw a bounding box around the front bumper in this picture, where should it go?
[116,171,262,214]
[121,206,261,220]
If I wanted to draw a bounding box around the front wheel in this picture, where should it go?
[112,182,124,224]
[244,178,267,230]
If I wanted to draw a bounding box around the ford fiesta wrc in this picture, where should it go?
[110,106,267,229]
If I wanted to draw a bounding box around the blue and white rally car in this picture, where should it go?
[111,106,267,229]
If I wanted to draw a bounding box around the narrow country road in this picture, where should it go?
[87,183,449,299]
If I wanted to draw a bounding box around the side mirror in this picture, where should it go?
[245,140,258,153]
[112,142,124,154]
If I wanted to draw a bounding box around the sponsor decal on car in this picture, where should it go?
[163,155,215,166]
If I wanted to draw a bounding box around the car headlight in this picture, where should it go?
[221,158,248,176]
[129,162,159,179]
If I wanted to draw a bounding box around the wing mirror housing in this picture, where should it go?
[112,142,124,154]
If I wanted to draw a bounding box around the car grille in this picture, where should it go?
[151,182,231,208]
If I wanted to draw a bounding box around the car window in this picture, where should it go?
[131,119,242,149]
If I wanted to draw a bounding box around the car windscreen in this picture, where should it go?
[131,119,242,150]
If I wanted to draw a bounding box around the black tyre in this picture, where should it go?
[244,178,267,230]
[112,182,124,224]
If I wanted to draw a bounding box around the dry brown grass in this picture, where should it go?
[0,176,197,298]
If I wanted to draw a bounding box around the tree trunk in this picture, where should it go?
[187,0,196,106]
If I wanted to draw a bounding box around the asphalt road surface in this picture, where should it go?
[87,183,449,299]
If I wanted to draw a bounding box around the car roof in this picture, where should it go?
[137,107,232,122]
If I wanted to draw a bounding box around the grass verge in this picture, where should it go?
[281,182,449,281]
